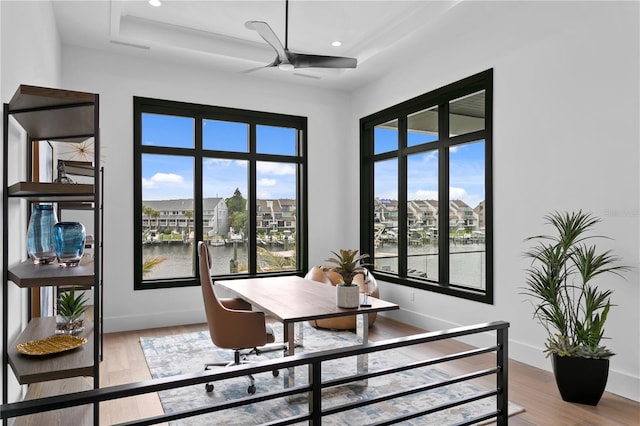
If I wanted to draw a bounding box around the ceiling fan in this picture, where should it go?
[245,0,357,71]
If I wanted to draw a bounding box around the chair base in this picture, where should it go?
[204,347,280,395]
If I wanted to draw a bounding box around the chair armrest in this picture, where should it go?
[220,298,252,311]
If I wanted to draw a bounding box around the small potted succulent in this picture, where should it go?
[56,289,88,335]
[325,249,370,308]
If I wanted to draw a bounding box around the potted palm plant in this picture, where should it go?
[325,249,369,308]
[523,211,629,405]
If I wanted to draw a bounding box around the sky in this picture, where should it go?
[141,113,485,209]
[374,127,485,209]
[141,114,297,201]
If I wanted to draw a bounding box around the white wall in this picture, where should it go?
[1,0,637,405]
[60,46,354,332]
[351,1,639,401]
[0,0,62,404]
[0,1,61,96]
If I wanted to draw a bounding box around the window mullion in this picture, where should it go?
[195,117,204,278]
[248,123,257,275]
[398,117,408,277]
[438,102,450,287]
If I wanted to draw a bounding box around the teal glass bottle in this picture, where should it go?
[26,204,58,264]
[54,222,86,267]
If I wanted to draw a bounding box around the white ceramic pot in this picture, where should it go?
[336,284,360,308]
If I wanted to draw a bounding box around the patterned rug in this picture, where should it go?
[140,323,524,425]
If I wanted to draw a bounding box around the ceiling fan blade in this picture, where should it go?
[288,52,357,69]
[245,20,289,64]
[241,60,278,74]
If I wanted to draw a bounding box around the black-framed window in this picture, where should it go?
[134,97,308,290]
[360,69,493,303]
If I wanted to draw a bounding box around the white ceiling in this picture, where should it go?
[51,0,463,91]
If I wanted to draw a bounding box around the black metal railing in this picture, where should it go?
[1,321,509,425]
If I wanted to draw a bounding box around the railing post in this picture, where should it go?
[309,360,322,425]
[496,325,509,425]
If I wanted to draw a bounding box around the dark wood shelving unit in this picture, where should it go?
[7,259,96,288]
[7,317,94,384]
[7,182,94,200]
[2,85,102,425]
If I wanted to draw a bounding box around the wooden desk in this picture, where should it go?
[215,276,399,385]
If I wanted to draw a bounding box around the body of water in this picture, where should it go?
[143,242,485,290]
[143,242,291,279]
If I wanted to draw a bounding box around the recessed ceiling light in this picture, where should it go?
[149,0,162,7]
[331,41,342,47]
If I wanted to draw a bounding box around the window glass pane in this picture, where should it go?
[203,158,248,275]
[449,90,485,137]
[142,113,194,148]
[373,158,398,274]
[203,119,248,152]
[256,125,296,155]
[407,151,439,281]
[408,106,438,147]
[142,154,194,279]
[449,140,486,289]
[374,119,398,154]
[256,161,297,272]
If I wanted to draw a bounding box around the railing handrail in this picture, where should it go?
[1,320,510,425]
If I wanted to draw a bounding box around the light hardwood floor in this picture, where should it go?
[99,317,640,425]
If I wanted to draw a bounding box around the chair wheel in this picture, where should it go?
[205,383,214,392]
[272,369,279,377]
[248,384,256,395]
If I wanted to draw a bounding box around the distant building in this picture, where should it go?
[375,197,483,233]
[143,197,298,237]
[256,199,296,233]
[474,200,486,230]
[142,198,228,236]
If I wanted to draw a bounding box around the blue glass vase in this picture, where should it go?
[27,204,58,264]
[54,222,86,267]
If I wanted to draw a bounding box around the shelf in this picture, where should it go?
[8,85,95,142]
[8,317,94,384]
[7,182,94,202]
[14,378,93,426]
[8,258,95,288]
[3,84,101,420]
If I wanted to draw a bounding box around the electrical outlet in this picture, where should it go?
[410,292,415,302]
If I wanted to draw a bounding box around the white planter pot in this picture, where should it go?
[336,284,360,308]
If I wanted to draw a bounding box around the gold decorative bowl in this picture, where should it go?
[16,335,87,356]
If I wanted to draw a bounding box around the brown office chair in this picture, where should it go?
[198,241,279,395]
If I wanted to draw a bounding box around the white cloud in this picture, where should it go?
[203,158,233,167]
[142,172,184,189]
[257,189,272,199]
[257,162,295,175]
[413,190,438,200]
[449,186,469,200]
[259,178,277,187]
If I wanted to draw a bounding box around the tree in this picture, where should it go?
[226,188,248,235]
[184,210,194,235]
[226,188,246,215]
[143,206,160,230]
[230,211,248,234]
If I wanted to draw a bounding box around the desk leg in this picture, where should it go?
[283,322,305,388]
[284,322,296,388]
[356,313,369,376]
[295,321,304,348]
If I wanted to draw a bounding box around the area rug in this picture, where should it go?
[140,323,524,425]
